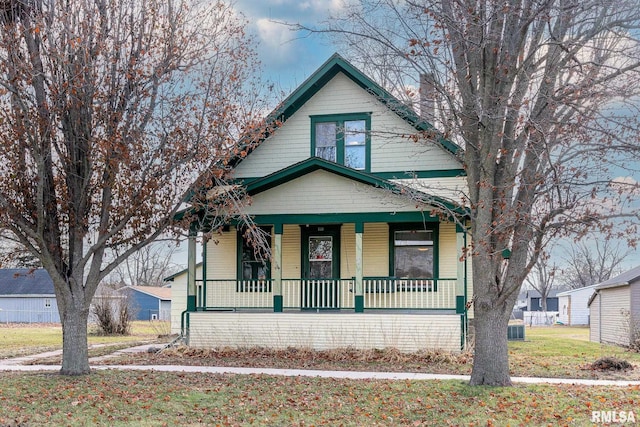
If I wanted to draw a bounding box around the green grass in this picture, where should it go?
[1,324,639,425]
[0,370,637,426]
[508,325,640,380]
[0,321,169,359]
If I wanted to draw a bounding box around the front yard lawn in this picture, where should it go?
[0,369,637,426]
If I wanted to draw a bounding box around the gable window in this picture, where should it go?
[390,224,438,291]
[311,113,371,171]
[237,226,272,292]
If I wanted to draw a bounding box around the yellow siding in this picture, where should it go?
[206,230,237,279]
[246,170,418,216]
[341,224,356,278]
[393,177,468,206]
[282,224,301,278]
[439,222,457,278]
[233,72,461,179]
[187,312,463,353]
[363,223,389,277]
[599,286,631,346]
[169,265,202,334]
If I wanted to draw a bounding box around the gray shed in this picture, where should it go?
[588,265,640,347]
[0,269,60,323]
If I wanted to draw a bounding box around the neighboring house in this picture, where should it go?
[124,286,172,321]
[164,263,202,334]
[174,54,472,352]
[0,269,60,323]
[557,285,598,326]
[588,265,640,347]
[525,289,559,312]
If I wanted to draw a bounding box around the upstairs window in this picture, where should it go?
[311,113,371,171]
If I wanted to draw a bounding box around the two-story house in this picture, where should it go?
[172,54,472,352]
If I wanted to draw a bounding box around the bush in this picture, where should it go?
[91,296,133,335]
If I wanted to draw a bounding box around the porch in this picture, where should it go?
[177,218,471,353]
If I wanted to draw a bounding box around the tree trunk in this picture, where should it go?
[60,305,91,376]
[470,304,512,386]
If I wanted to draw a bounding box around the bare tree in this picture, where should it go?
[561,239,631,289]
[525,255,558,312]
[0,0,269,375]
[297,0,640,385]
[110,241,181,288]
[0,230,41,268]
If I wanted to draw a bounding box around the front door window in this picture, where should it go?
[309,236,333,279]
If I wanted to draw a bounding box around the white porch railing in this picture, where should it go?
[198,277,458,311]
[199,280,274,309]
[282,279,354,309]
[363,278,457,310]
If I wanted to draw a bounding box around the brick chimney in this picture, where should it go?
[419,73,436,125]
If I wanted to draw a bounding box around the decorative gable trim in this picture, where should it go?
[233,53,462,169]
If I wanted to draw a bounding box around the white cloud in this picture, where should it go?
[256,19,292,51]
[299,0,348,14]
[611,176,640,196]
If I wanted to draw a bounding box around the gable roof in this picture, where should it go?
[163,263,203,282]
[594,265,640,290]
[244,157,466,215]
[125,286,172,301]
[0,269,55,296]
[525,289,560,299]
[233,53,461,169]
[556,284,599,297]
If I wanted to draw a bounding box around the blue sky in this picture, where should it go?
[234,0,339,92]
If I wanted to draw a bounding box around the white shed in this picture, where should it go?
[556,284,598,326]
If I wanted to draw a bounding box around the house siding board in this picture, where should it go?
[631,282,640,327]
[130,291,160,321]
[206,230,237,279]
[233,72,460,179]
[341,223,356,278]
[282,225,302,278]
[363,223,389,277]
[187,312,462,353]
[558,287,596,326]
[393,177,468,203]
[558,295,570,325]
[169,265,201,334]
[246,170,417,216]
[590,293,601,342]
[0,296,60,323]
[599,286,631,346]
[439,222,456,279]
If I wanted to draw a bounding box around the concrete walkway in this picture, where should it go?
[1,345,639,387]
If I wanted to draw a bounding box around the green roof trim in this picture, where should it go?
[245,157,395,195]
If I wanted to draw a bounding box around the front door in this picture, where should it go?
[301,225,341,309]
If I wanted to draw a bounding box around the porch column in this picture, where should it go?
[187,227,197,312]
[455,223,467,314]
[273,224,283,312]
[355,222,364,313]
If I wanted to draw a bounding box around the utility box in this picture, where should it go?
[507,324,525,341]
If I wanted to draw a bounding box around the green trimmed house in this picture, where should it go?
[173,54,472,352]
